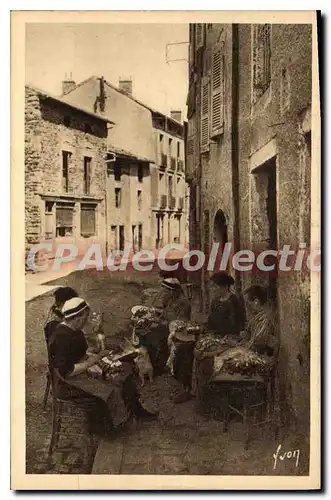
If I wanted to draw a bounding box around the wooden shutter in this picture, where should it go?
[211,43,225,137]
[186,116,196,180]
[56,205,73,228]
[81,204,96,236]
[195,24,205,51]
[200,76,210,153]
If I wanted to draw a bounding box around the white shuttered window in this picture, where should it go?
[211,43,225,137]
[200,76,210,153]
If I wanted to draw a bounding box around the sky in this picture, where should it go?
[25,23,189,118]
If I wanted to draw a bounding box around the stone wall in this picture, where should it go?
[25,86,108,258]
[187,23,313,435]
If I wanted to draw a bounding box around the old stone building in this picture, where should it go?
[62,76,189,252]
[150,109,188,249]
[186,23,313,437]
[25,85,112,258]
[61,76,153,251]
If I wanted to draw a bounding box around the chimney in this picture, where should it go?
[62,73,76,95]
[170,110,182,123]
[118,78,132,95]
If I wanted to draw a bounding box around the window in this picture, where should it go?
[138,224,143,251]
[56,203,73,237]
[137,190,142,210]
[81,204,96,237]
[62,151,70,192]
[84,157,91,195]
[177,142,180,158]
[114,164,122,182]
[110,225,118,249]
[119,225,125,251]
[159,134,164,153]
[168,175,173,198]
[253,24,271,102]
[138,164,143,183]
[211,42,225,138]
[45,201,54,239]
[115,188,121,208]
[84,123,92,134]
[169,138,173,156]
[200,76,210,153]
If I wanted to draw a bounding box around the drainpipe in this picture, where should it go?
[105,149,117,258]
[231,24,241,296]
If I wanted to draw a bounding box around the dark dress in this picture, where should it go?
[206,294,245,337]
[48,323,140,429]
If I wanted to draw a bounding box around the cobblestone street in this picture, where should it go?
[25,269,309,477]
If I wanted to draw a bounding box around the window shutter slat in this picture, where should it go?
[211,43,224,137]
[200,77,210,153]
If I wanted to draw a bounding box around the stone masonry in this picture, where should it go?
[25,86,109,259]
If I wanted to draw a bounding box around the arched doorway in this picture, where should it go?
[213,209,228,246]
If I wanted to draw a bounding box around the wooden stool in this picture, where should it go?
[210,372,277,449]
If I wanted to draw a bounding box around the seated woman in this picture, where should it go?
[242,284,278,361]
[194,271,245,401]
[48,297,158,434]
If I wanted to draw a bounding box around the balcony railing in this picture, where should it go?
[170,157,177,171]
[178,197,184,210]
[169,196,176,209]
[160,153,168,169]
[177,159,184,173]
[160,194,167,209]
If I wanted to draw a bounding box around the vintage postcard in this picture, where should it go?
[11,10,320,490]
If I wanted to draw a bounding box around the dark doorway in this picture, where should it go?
[119,225,125,251]
[138,224,143,250]
[213,209,228,273]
